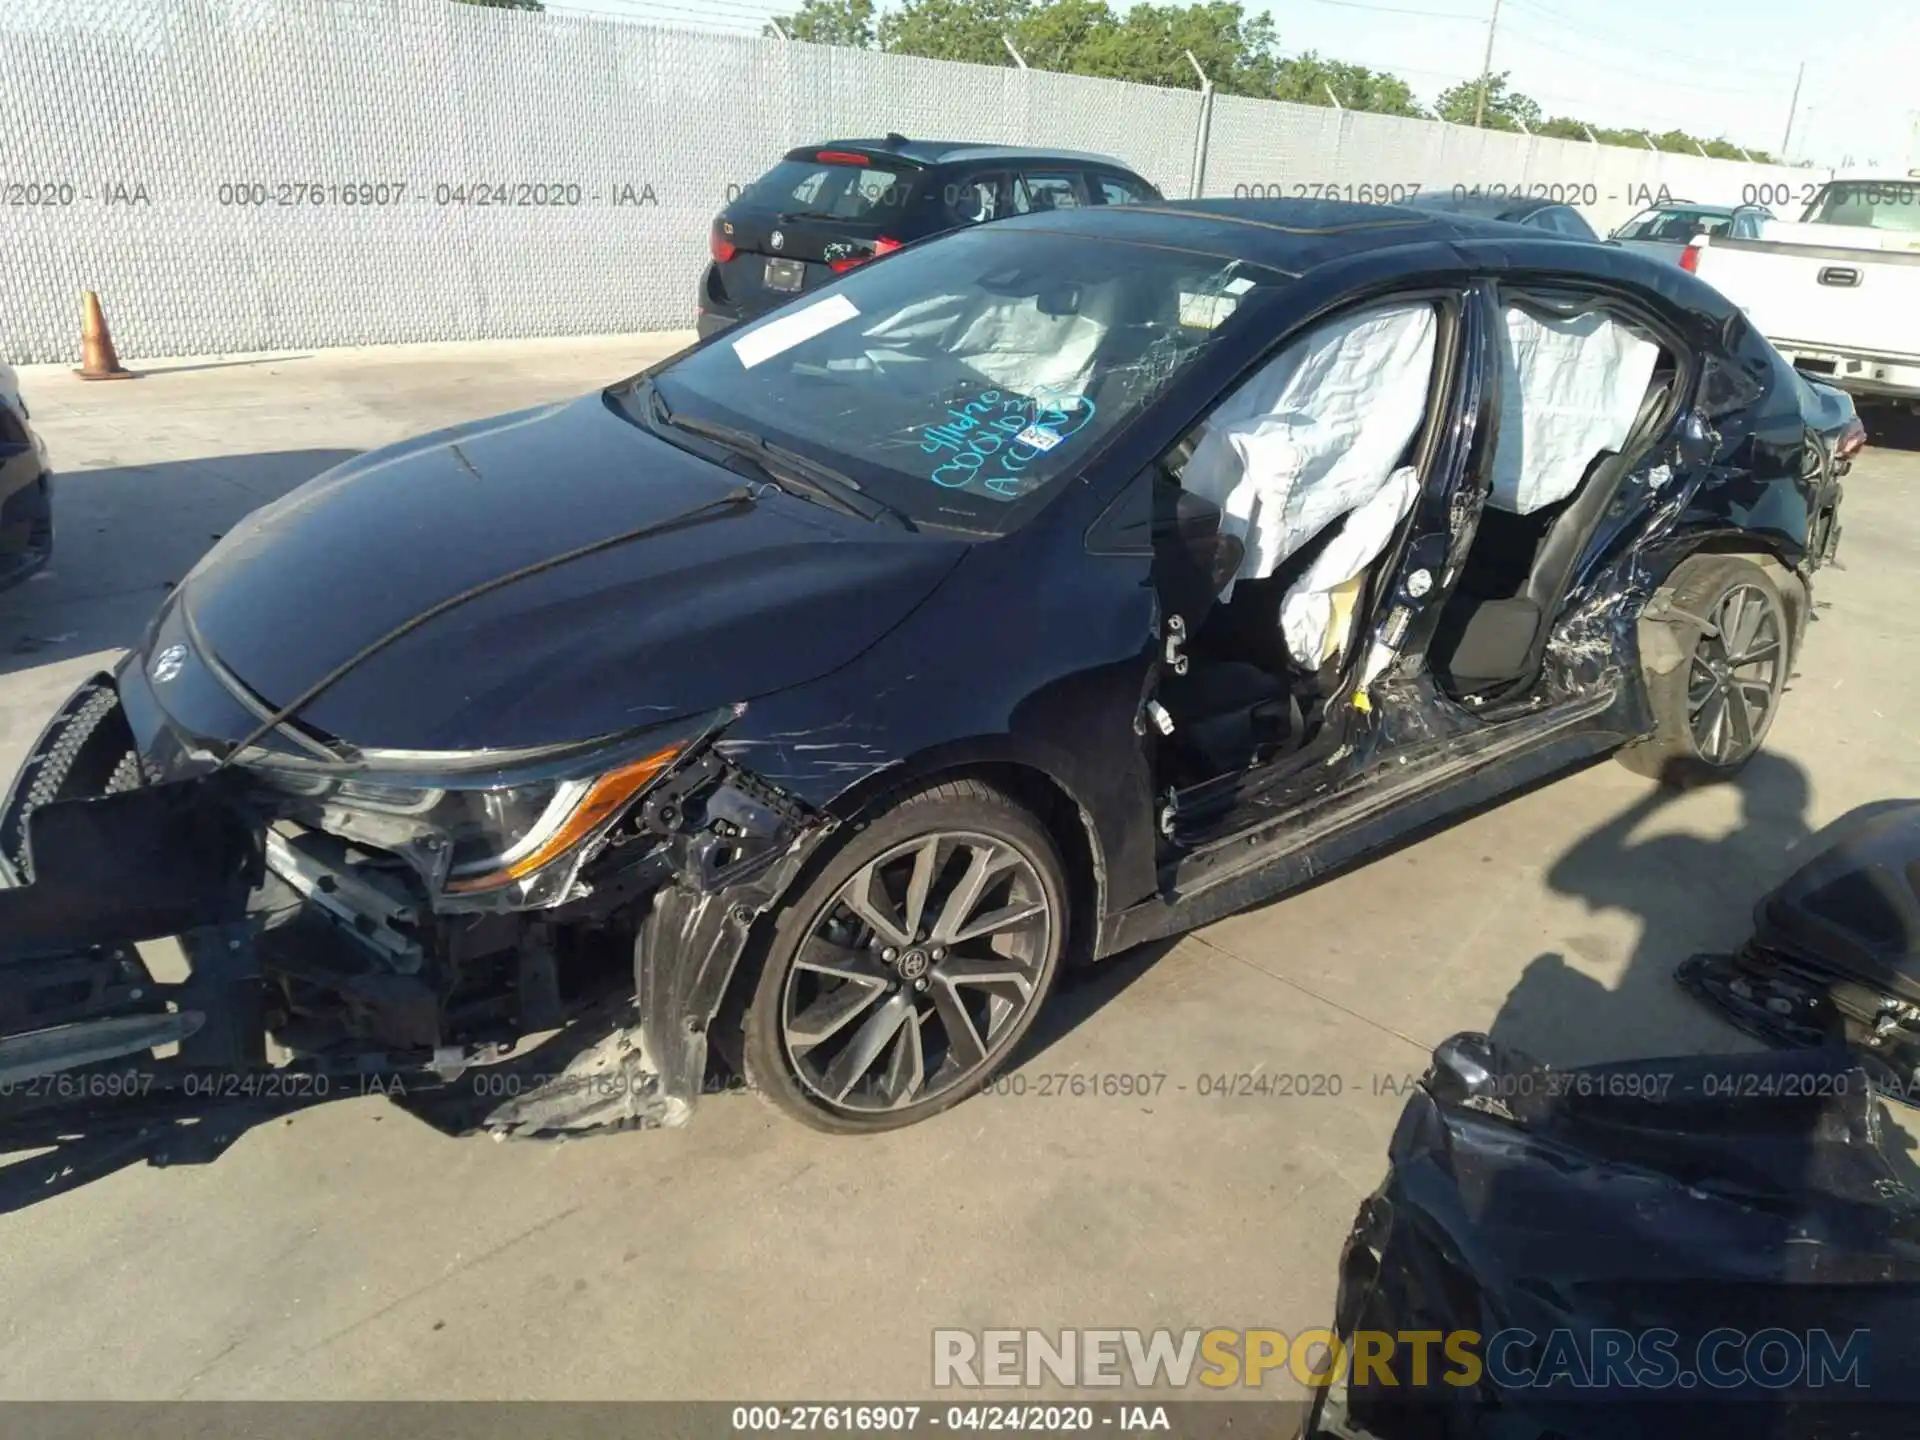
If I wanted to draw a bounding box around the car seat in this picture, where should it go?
[1430,370,1676,693]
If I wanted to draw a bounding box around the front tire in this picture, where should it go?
[1619,554,1790,787]
[742,779,1068,1134]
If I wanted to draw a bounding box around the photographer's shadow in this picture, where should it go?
[1489,751,1818,1065]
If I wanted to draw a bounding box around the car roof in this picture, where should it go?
[1400,192,1564,221]
[1636,202,1741,217]
[792,138,1133,171]
[976,197,1732,304]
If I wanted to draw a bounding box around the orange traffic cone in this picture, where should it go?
[74,291,136,380]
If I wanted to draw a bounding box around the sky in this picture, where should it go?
[549,0,1920,168]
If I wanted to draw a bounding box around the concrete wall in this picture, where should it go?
[0,0,1828,363]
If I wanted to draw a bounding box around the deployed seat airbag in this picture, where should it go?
[1176,302,1437,666]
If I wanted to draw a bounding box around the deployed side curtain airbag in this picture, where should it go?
[1490,305,1661,515]
[1176,302,1437,664]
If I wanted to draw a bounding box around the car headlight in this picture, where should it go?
[245,715,723,900]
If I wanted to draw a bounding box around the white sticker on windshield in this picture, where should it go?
[1178,293,1238,330]
[1225,276,1257,295]
[1014,425,1063,451]
[732,294,860,370]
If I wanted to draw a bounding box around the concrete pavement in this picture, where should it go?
[2,340,1916,1400]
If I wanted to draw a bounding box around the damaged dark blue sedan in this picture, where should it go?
[0,199,1861,1144]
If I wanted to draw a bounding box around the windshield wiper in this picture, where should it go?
[638,382,911,529]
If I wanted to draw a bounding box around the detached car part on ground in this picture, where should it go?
[1681,800,1920,1100]
[0,199,1860,1156]
[1307,1033,1920,1440]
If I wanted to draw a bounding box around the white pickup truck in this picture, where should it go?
[1685,172,1920,408]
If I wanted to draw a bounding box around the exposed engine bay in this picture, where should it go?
[0,676,834,1155]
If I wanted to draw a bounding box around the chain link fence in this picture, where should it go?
[0,0,1827,363]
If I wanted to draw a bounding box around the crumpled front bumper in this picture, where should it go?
[0,671,832,1148]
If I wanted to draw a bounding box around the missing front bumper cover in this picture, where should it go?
[0,702,829,1151]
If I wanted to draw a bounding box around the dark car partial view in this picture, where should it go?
[1406,188,1601,240]
[695,134,1162,338]
[1,199,1860,1154]
[0,362,54,590]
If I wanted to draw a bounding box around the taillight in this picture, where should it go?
[815,150,870,165]
[828,236,904,275]
[1679,239,1703,273]
[709,228,736,265]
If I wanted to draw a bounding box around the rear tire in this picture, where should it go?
[741,779,1068,1134]
[1619,554,1789,787]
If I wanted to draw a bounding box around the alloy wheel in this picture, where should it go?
[779,830,1054,1113]
[1687,582,1785,767]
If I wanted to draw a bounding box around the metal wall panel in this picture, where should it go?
[0,0,1828,362]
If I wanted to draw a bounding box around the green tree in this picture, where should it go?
[766,0,877,46]
[1273,52,1423,117]
[1012,0,1120,72]
[880,0,1033,66]
[1433,71,1540,131]
[1080,2,1282,94]
[757,0,1779,158]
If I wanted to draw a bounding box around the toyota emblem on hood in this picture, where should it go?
[770,230,785,250]
[150,642,189,683]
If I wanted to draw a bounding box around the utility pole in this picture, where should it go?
[1780,61,1804,159]
[1472,0,1503,128]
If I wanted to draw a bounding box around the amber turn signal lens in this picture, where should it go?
[443,741,687,894]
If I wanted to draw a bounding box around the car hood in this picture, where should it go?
[172,394,966,752]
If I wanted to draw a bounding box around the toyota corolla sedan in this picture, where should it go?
[0,199,1858,1151]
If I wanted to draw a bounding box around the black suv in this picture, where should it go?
[696,135,1162,337]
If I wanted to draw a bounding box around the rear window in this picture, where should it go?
[650,226,1287,533]
[1614,208,1726,242]
[1096,174,1156,206]
[743,158,918,222]
[1801,181,1920,233]
[1014,172,1087,212]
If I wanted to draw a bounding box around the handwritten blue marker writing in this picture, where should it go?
[927,388,1097,493]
